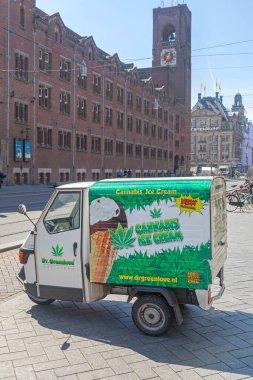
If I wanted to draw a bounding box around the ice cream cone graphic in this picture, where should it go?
[90,197,128,283]
[90,229,118,283]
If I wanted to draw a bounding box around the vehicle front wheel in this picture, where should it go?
[27,293,55,305]
[132,294,174,336]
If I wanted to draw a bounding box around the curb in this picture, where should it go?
[0,240,23,253]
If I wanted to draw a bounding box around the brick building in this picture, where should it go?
[0,0,191,184]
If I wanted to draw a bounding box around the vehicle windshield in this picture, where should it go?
[44,191,80,234]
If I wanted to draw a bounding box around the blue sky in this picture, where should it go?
[36,0,253,121]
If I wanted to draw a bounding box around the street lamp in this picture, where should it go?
[153,99,159,177]
[80,60,87,78]
[72,56,87,182]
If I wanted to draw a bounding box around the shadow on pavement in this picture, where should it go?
[28,298,253,377]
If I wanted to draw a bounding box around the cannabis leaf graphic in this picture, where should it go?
[109,223,136,249]
[150,207,162,219]
[51,244,64,257]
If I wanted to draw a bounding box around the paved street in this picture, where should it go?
[0,185,53,246]
[0,204,253,379]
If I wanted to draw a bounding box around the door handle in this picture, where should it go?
[73,242,78,256]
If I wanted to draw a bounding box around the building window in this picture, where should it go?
[126,143,133,156]
[54,24,62,43]
[116,141,124,156]
[164,128,168,141]
[143,146,149,159]
[158,126,163,139]
[144,121,149,136]
[158,107,163,121]
[76,133,87,151]
[104,139,113,155]
[15,102,28,124]
[157,149,163,160]
[136,96,142,112]
[127,115,133,132]
[88,46,94,61]
[135,144,142,158]
[39,48,52,74]
[136,118,142,134]
[144,100,150,115]
[77,97,86,119]
[105,81,113,100]
[39,85,51,109]
[151,124,156,138]
[77,67,87,89]
[164,110,168,123]
[58,130,71,150]
[92,103,101,123]
[151,148,156,159]
[163,150,168,160]
[19,2,25,28]
[60,58,71,82]
[37,126,52,148]
[60,92,70,115]
[105,107,113,126]
[15,52,28,82]
[127,91,133,108]
[117,86,124,104]
[91,136,101,153]
[93,74,101,95]
[175,115,180,133]
[175,140,179,149]
[117,112,124,129]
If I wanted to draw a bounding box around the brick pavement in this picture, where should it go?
[0,249,22,302]
[0,209,253,379]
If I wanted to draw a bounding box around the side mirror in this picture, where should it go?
[18,204,27,215]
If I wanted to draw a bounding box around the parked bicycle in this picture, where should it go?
[226,181,253,212]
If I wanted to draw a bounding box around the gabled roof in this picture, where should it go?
[192,96,229,120]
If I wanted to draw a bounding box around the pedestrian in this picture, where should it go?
[117,169,123,178]
[246,165,253,181]
[0,172,7,189]
[127,168,132,178]
[123,168,128,178]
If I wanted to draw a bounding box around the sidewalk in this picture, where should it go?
[0,209,253,378]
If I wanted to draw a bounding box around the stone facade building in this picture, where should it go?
[191,92,244,173]
[0,0,191,184]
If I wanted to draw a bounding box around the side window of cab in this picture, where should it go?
[44,192,81,234]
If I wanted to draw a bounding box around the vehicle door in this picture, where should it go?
[36,190,83,289]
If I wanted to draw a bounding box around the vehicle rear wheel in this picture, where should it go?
[132,294,174,336]
[27,293,55,305]
[226,194,239,212]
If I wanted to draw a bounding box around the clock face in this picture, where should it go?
[160,48,176,67]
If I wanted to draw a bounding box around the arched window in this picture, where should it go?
[162,24,176,42]
[88,46,94,61]
[20,1,25,28]
[54,24,62,43]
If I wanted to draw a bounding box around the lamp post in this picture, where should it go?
[6,0,10,185]
[153,99,159,177]
[72,55,87,182]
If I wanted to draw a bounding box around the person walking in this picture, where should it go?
[246,165,253,181]
[127,168,132,178]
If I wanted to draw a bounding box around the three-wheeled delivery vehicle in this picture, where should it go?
[17,177,226,336]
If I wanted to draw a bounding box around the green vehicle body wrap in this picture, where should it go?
[89,178,219,290]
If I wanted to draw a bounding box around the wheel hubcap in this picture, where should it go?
[140,303,165,330]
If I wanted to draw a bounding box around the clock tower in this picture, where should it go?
[152,4,191,105]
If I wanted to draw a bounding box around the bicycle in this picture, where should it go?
[226,181,253,212]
